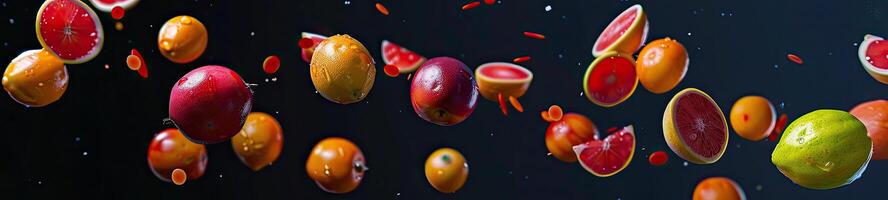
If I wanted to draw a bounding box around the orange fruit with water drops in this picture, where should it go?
[309,34,376,104]
[3,49,68,107]
[306,137,367,193]
[850,99,888,160]
[636,38,689,94]
[729,96,776,141]
[157,15,208,64]
[231,112,283,171]
[425,148,469,193]
[545,113,599,162]
[147,128,208,183]
[693,177,746,200]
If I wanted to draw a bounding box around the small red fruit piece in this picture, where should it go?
[263,55,281,74]
[649,151,668,166]
[769,113,788,141]
[548,105,563,121]
[508,96,524,112]
[513,56,531,63]
[384,65,400,77]
[375,3,389,16]
[126,54,141,71]
[541,111,552,122]
[111,6,125,20]
[131,49,148,78]
[787,54,803,64]
[484,0,495,5]
[523,32,546,40]
[171,168,187,185]
[498,93,508,116]
[462,1,481,10]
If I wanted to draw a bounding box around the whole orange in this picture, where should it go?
[729,96,776,141]
[850,99,888,160]
[693,177,746,200]
[636,38,688,94]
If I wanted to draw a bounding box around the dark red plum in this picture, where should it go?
[410,57,479,126]
[169,65,253,144]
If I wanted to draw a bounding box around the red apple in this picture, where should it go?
[545,113,599,162]
[169,65,253,144]
[410,57,479,126]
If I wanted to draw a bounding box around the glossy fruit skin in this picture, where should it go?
[3,49,68,107]
[693,177,746,200]
[231,112,283,171]
[169,65,252,144]
[410,57,479,126]
[158,16,208,64]
[771,109,871,190]
[425,148,469,193]
[850,100,888,160]
[729,96,776,141]
[309,34,376,104]
[636,38,688,94]
[545,113,599,162]
[147,128,208,182]
[306,137,366,194]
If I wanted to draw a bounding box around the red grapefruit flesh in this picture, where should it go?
[583,52,638,107]
[300,32,328,62]
[573,125,636,177]
[382,40,427,73]
[475,62,533,101]
[859,34,888,84]
[37,0,105,64]
[663,88,728,164]
[89,0,140,12]
[592,4,648,57]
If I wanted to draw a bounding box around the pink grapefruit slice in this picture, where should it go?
[300,32,328,62]
[583,52,638,107]
[858,34,888,85]
[382,40,427,73]
[663,88,728,164]
[475,62,533,102]
[89,0,140,12]
[36,0,104,64]
[591,4,648,57]
[573,125,635,177]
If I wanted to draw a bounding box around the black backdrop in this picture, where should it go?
[2,0,888,199]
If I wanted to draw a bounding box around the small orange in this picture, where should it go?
[424,148,469,193]
[231,112,284,171]
[3,49,68,107]
[636,38,688,94]
[309,34,376,104]
[157,15,208,64]
[306,137,366,193]
[729,96,775,141]
[693,177,746,200]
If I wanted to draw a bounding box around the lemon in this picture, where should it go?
[771,109,871,190]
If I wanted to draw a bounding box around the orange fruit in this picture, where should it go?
[424,148,469,193]
[729,96,776,141]
[693,177,746,200]
[850,99,888,160]
[306,137,367,193]
[636,38,688,94]
[231,112,284,171]
[157,15,208,64]
[309,34,376,104]
[3,49,69,107]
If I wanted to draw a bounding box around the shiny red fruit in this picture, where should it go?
[545,113,599,162]
[169,65,253,144]
[147,128,208,183]
[410,57,479,126]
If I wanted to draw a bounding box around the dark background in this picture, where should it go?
[1,0,887,199]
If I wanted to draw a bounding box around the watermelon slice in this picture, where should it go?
[36,0,105,64]
[300,32,328,63]
[382,40,427,73]
[89,0,140,12]
[859,34,888,84]
[592,4,648,57]
[573,125,636,177]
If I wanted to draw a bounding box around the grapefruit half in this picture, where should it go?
[663,88,728,164]
[36,0,104,64]
[573,125,635,177]
[382,40,427,73]
[858,34,888,85]
[583,51,638,107]
[300,32,329,62]
[475,62,533,101]
[591,4,648,57]
[89,0,140,12]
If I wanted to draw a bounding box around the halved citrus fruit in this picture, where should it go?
[300,32,328,62]
[858,34,888,85]
[475,62,533,101]
[572,125,635,177]
[36,0,104,64]
[382,40,427,73]
[663,88,728,164]
[591,4,648,57]
[89,0,139,12]
[636,38,688,94]
[583,51,638,107]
